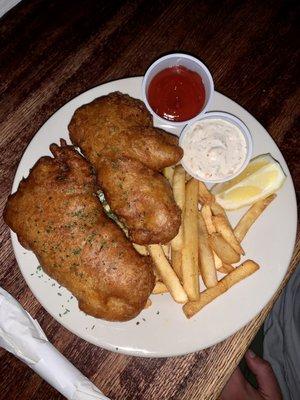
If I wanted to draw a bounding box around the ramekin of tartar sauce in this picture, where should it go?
[179,112,253,183]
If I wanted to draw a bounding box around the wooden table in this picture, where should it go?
[0,1,299,399]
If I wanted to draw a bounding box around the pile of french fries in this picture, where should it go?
[134,165,276,319]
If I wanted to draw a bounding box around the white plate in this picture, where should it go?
[11,77,297,357]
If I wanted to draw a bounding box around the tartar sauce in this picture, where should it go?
[181,118,247,180]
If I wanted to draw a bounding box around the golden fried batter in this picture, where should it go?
[4,141,155,321]
[70,125,182,172]
[68,92,182,171]
[68,91,183,244]
[98,157,181,244]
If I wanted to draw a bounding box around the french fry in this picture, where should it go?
[163,166,174,185]
[198,181,215,205]
[210,202,226,216]
[171,165,186,251]
[144,298,152,309]
[211,202,244,255]
[152,281,169,294]
[217,265,229,274]
[213,251,222,270]
[162,243,170,259]
[183,260,260,318]
[223,263,235,272]
[133,243,149,256]
[209,232,240,264]
[154,268,162,282]
[182,179,200,301]
[171,248,182,280]
[213,215,245,255]
[148,245,188,303]
[218,264,235,274]
[198,212,218,288]
[185,172,193,182]
[201,204,216,234]
[234,194,276,242]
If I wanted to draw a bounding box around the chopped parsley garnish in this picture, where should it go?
[71,247,82,255]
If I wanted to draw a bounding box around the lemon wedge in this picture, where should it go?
[211,154,286,210]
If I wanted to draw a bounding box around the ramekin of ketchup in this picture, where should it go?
[142,53,214,128]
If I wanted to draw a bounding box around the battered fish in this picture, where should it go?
[68,91,183,244]
[4,141,155,321]
[98,157,181,244]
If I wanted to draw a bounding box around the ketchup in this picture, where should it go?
[147,65,206,122]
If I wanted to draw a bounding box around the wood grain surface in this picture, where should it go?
[0,0,299,399]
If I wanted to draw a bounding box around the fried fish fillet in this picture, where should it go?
[98,157,181,244]
[71,125,182,172]
[4,141,155,321]
[68,92,182,170]
[68,91,183,244]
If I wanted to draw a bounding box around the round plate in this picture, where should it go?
[11,77,297,357]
